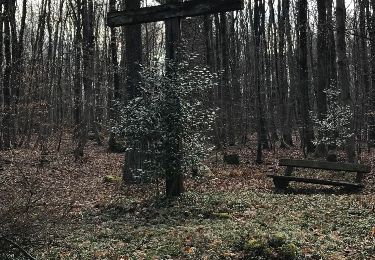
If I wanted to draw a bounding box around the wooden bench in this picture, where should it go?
[267,159,371,190]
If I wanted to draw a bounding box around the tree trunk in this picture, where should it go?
[359,0,370,151]
[73,0,82,138]
[336,0,356,162]
[268,0,279,145]
[11,0,27,147]
[254,0,268,163]
[285,0,297,147]
[220,12,235,146]
[327,0,337,89]
[108,0,122,152]
[229,13,242,145]
[203,15,213,69]
[123,0,143,182]
[315,0,328,157]
[74,0,95,159]
[164,0,184,197]
[297,0,315,154]
[369,0,375,144]
[2,2,12,149]
[278,0,293,148]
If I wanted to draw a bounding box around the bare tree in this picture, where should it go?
[2,1,12,149]
[336,0,356,162]
[122,0,143,182]
[297,0,315,154]
[315,0,328,157]
[369,0,375,145]
[108,0,122,152]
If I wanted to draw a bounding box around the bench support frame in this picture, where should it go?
[268,159,370,191]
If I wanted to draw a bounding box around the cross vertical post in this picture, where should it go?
[164,0,184,196]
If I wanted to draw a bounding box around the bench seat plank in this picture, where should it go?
[279,159,371,173]
[267,174,364,189]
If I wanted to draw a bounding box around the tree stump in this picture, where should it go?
[224,154,240,165]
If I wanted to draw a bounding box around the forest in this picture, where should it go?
[0,0,374,259]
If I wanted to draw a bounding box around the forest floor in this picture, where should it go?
[1,135,375,260]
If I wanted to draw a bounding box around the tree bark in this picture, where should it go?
[164,0,184,197]
[254,0,268,163]
[359,0,370,150]
[297,0,315,154]
[123,0,143,182]
[336,0,356,162]
[327,0,337,90]
[315,0,328,157]
[220,12,235,146]
[203,15,213,69]
[74,0,95,159]
[369,0,375,144]
[108,0,122,152]
[2,1,12,149]
[73,0,82,137]
[278,0,293,148]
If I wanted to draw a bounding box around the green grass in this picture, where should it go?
[38,190,375,259]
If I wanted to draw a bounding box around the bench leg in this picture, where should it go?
[285,166,294,176]
[344,185,363,193]
[355,172,364,183]
[273,178,289,190]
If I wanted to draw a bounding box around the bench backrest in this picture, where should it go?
[279,159,371,173]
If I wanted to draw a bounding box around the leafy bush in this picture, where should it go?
[103,175,122,183]
[114,53,217,181]
[268,232,287,248]
[244,238,272,259]
[243,233,299,260]
[279,243,298,259]
[313,88,354,147]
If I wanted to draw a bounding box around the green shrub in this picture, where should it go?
[103,175,122,183]
[268,232,287,248]
[243,233,299,260]
[279,243,298,260]
[244,238,272,259]
[114,53,217,182]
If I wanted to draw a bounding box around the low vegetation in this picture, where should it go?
[1,137,374,259]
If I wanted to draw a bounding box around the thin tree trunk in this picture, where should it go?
[254,0,268,163]
[203,15,213,69]
[359,0,370,151]
[0,4,3,150]
[336,0,356,162]
[315,0,328,157]
[285,0,297,147]
[278,0,293,147]
[123,0,143,182]
[2,1,12,149]
[327,0,337,89]
[73,0,82,138]
[369,0,375,144]
[164,0,184,197]
[108,0,122,152]
[220,12,235,146]
[297,0,315,154]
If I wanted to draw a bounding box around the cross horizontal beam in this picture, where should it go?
[107,0,244,27]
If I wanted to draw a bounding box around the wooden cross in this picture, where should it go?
[106,0,244,196]
[107,0,244,27]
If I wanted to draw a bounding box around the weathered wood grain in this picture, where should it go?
[267,174,364,189]
[279,159,371,173]
[107,0,244,27]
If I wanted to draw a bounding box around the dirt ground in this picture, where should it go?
[1,135,374,259]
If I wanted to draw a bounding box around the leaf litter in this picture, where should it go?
[0,135,374,259]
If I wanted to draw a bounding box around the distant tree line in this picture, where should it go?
[0,0,374,166]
